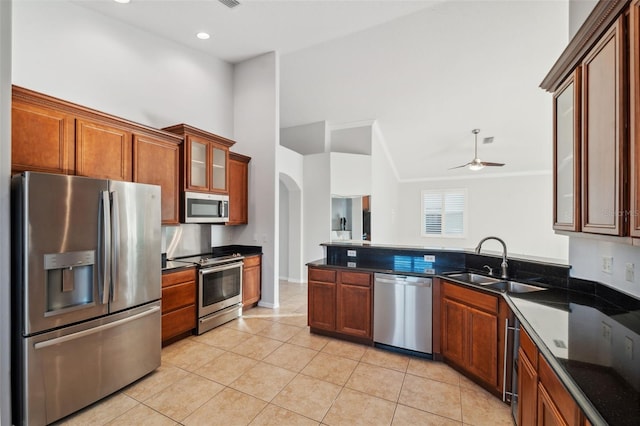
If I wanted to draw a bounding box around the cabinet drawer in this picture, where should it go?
[340,271,371,287]
[162,305,196,342]
[162,268,196,288]
[244,255,261,268]
[309,268,336,283]
[520,327,538,367]
[442,281,498,314]
[162,281,196,313]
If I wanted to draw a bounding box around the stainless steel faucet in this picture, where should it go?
[475,236,508,279]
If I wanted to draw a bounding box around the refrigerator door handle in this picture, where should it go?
[110,191,119,303]
[99,191,111,305]
[33,306,161,350]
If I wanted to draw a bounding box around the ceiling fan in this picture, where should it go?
[450,129,505,171]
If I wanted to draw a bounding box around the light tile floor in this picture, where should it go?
[56,281,514,425]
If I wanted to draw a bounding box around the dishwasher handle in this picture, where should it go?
[374,274,432,287]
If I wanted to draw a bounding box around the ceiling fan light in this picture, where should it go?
[469,163,484,171]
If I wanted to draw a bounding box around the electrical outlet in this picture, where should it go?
[347,250,357,257]
[601,322,612,344]
[602,256,613,274]
[625,336,634,360]
[626,263,635,282]
[347,261,357,268]
[424,255,436,262]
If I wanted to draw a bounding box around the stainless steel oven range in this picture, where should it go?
[174,253,244,334]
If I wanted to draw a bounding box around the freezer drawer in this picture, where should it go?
[16,302,161,425]
[373,273,432,354]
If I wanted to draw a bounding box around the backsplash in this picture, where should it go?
[569,237,640,300]
[162,224,211,258]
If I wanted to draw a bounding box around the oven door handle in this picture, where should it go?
[199,262,244,276]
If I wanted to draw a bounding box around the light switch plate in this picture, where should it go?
[602,256,613,274]
[626,263,635,282]
[424,255,436,262]
[347,250,357,257]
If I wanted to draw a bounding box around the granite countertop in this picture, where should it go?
[506,288,640,426]
[314,242,640,426]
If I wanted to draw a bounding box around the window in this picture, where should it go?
[421,189,467,238]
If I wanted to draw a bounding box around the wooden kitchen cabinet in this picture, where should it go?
[581,16,626,236]
[133,133,182,224]
[631,0,640,237]
[242,254,262,308]
[228,152,251,225]
[308,266,372,343]
[161,267,197,345]
[11,92,75,175]
[75,118,132,181]
[308,268,337,331]
[517,326,583,426]
[336,271,372,339]
[163,124,235,195]
[553,69,581,232]
[441,280,507,395]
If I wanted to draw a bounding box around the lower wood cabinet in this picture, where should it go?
[440,280,508,395]
[518,327,586,426]
[242,254,262,308]
[161,268,196,344]
[308,266,372,343]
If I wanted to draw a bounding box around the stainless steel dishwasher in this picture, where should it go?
[373,273,432,354]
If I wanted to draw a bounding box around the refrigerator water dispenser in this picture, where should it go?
[44,251,95,314]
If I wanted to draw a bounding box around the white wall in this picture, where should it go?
[278,146,304,283]
[330,126,372,155]
[303,153,331,264]
[568,0,598,39]
[396,172,569,262]
[280,121,327,155]
[330,153,371,196]
[12,1,234,137]
[370,123,399,244]
[232,52,280,308]
[569,238,640,299]
[0,1,11,422]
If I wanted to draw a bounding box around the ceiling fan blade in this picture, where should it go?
[448,162,471,170]
[481,162,505,167]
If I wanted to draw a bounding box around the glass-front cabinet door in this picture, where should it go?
[553,69,581,231]
[211,146,227,192]
[188,138,208,190]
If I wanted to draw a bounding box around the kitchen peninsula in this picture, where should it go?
[308,242,640,426]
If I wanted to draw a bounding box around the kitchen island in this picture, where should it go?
[310,242,640,426]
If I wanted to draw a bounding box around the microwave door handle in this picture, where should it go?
[218,200,223,218]
[100,191,111,305]
[110,191,119,303]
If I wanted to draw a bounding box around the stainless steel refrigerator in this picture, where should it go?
[11,172,162,425]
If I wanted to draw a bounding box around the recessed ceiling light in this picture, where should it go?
[196,32,211,40]
[113,0,131,4]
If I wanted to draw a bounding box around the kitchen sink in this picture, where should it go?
[445,272,502,285]
[480,281,547,294]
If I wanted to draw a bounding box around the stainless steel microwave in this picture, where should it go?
[182,191,229,223]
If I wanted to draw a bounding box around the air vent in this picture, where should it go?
[219,0,241,8]
[482,136,494,144]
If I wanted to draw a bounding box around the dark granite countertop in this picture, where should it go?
[313,242,640,426]
[506,288,640,426]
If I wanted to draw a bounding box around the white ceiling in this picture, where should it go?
[73,0,569,180]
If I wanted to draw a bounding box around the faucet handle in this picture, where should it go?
[483,265,494,276]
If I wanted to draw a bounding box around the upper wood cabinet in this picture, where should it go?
[581,16,626,236]
[11,86,184,225]
[631,0,640,237]
[11,95,75,175]
[553,69,581,232]
[163,124,235,195]
[75,118,132,181]
[133,134,181,225]
[228,152,251,225]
